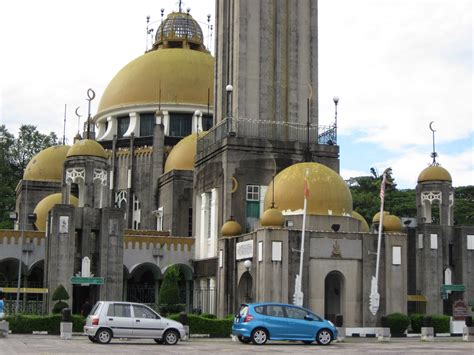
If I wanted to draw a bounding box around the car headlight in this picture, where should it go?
[328,321,335,327]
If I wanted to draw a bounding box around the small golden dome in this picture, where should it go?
[372,211,389,223]
[261,207,285,227]
[264,162,353,216]
[221,218,242,237]
[417,165,452,183]
[383,214,403,232]
[23,145,70,182]
[66,139,107,159]
[97,49,214,113]
[164,132,206,173]
[352,211,370,232]
[33,193,78,232]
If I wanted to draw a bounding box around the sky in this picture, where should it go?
[1,0,472,189]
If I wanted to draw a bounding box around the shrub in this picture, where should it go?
[159,266,180,305]
[6,314,85,334]
[168,313,232,337]
[158,304,185,316]
[431,315,450,334]
[387,313,410,335]
[409,314,424,333]
[201,313,217,319]
[51,285,69,314]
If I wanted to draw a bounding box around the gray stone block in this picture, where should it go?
[463,326,474,342]
[421,327,434,341]
[0,321,9,337]
[60,322,73,340]
[376,327,391,342]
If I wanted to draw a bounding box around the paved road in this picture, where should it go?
[0,335,473,354]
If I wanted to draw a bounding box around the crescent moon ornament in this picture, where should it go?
[429,121,436,132]
[75,107,82,118]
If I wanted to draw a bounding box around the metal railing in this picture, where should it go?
[197,117,337,153]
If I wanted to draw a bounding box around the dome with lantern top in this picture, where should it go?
[417,165,452,183]
[66,139,107,159]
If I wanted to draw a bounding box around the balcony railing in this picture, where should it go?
[197,117,337,153]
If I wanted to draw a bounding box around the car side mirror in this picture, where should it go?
[304,315,314,321]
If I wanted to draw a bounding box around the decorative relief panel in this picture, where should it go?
[65,168,85,185]
[115,190,127,208]
[421,191,441,204]
[93,168,108,186]
[449,192,454,207]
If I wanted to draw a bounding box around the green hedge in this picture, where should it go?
[169,313,232,337]
[387,313,410,335]
[432,315,450,333]
[409,314,424,333]
[6,314,85,334]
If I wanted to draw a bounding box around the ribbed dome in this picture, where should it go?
[164,132,206,173]
[33,193,78,232]
[97,49,214,113]
[221,218,242,237]
[417,165,452,183]
[372,211,389,223]
[383,214,403,232]
[261,208,285,227]
[352,211,370,232]
[264,162,353,216]
[67,139,107,159]
[154,11,204,48]
[23,145,70,182]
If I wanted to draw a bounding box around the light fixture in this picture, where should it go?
[243,260,252,271]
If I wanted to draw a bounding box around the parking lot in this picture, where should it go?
[1,334,473,354]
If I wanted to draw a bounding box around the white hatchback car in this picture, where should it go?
[84,301,186,345]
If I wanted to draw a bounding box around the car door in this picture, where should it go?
[284,306,319,340]
[131,304,164,338]
[105,303,134,337]
[263,305,288,339]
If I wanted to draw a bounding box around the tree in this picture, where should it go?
[51,284,70,314]
[159,266,180,306]
[0,125,58,228]
[454,186,474,225]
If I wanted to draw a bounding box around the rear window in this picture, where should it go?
[90,302,101,316]
[107,303,131,317]
[254,306,264,314]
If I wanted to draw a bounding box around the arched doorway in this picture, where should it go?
[324,271,345,323]
[237,272,253,304]
[161,264,194,312]
[127,263,162,305]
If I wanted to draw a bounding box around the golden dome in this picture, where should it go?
[261,208,285,227]
[372,211,389,223]
[352,211,370,232]
[164,132,206,173]
[33,193,78,232]
[221,218,243,237]
[97,49,214,113]
[383,214,403,232]
[264,162,353,216]
[23,145,70,182]
[417,165,452,183]
[66,139,107,159]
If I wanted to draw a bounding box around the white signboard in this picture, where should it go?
[272,241,282,261]
[59,216,69,234]
[236,240,253,260]
[430,234,438,249]
[392,246,401,265]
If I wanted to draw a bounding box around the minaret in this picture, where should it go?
[215,0,319,125]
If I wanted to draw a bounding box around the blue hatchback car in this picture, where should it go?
[232,302,337,345]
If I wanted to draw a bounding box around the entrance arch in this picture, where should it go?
[237,272,253,304]
[324,270,345,323]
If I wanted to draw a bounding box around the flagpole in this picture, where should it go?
[369,168,391,315]
[294,169,309,307]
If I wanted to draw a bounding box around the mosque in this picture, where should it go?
[0,0,472,326]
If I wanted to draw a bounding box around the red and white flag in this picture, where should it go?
[379,174,386,200]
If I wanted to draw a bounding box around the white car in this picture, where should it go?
[84,301,186,345]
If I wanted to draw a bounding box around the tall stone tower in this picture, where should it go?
[215,0,319,126]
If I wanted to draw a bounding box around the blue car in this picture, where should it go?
[232,302,337,345]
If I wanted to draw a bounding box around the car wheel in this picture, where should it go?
[163,330,179,345]
[251,328,268,345]
[88,335,97,343]
[316,329,333,345]
[237,335,251,344]
[95,328,112,344]
[154,338,163,344]
[302,340,313,345]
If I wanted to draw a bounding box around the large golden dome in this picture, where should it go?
[67,139,107,159]
[33,193,79,232]
[97,49,214,113]
[264,162,353,216]
[417,165,452,183]
[164,132,206,173]
[23,145,70,182]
